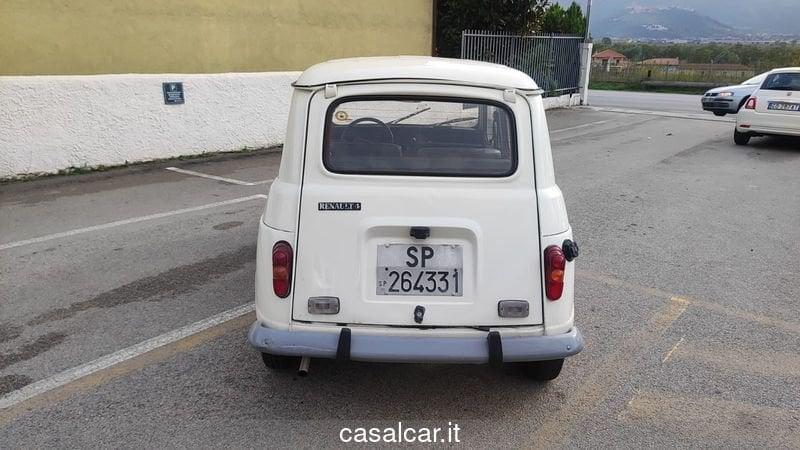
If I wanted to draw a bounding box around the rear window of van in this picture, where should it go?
[323,97,517,177]
[762,73,800,91]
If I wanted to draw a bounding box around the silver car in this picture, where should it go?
[701,72,767,116]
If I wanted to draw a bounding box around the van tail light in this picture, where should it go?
[272,241,293,298]
[745,97,757,110]
[544,245,566,300]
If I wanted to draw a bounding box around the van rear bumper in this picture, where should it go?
[247,321,583,363]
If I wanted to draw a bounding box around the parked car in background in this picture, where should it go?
[735,67,800,145]
[248,57,583,381]
[702,72,768,116]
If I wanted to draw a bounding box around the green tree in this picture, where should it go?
[541,2,586,35]
[563,2,587,36]
[541,4,564,33]
[714,49,741,64]
[435,0,550,57]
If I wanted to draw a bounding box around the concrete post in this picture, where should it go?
[578,42,593,105]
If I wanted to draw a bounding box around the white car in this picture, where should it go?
[735,67,800,145]
[248,57,583,381]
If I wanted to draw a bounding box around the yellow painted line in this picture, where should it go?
[655,297,689,328]
[661,335,685,364]
[578,270,800,335]
[668,342,800,379]
[530,295,690,444]
[687,298,800,336]
[578,269,678,300]
[0,310,254,425]
[619,390,800,445]
[531,269,800,444]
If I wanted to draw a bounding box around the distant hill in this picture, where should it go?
[553,0,800,39]
[594,6,736,40]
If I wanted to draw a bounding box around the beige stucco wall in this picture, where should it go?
[0,0,433,75]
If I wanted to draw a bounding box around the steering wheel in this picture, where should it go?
[341,117,395,144]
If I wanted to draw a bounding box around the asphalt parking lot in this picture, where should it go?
[1,103,799,447]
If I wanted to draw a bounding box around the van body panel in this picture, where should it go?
[291,83,544,327]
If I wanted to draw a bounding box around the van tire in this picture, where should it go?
[713,112,726,117]
[260,352,294,370]
[734,130,751,146]
[519,359,564,381]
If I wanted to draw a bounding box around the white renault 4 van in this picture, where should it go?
[248,57,583,381]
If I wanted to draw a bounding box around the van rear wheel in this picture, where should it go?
[518,359,564,381]
[260,352,294,370]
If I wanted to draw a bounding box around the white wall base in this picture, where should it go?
[542,93,582,110]
[1,72,299,178]
[1,74,577,179]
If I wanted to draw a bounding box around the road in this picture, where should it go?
[1,104,799,447]
[589,89,702,114]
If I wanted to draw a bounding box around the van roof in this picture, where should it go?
[293,56,540,91]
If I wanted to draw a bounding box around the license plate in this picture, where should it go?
[376,244,462,296]
[767,101,800,112]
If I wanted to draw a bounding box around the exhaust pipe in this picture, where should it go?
[298,356,311,376]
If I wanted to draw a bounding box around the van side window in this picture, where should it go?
[323,97,517,177]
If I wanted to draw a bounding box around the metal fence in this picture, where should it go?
[460,30,584,97]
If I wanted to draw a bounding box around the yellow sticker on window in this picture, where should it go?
[334,110,349,122]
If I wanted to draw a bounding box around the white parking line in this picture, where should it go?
[0,194,267,251]
[165,167,273,186]
[551,120,611,134]
[583,106,735,123]
[0,303,255,410]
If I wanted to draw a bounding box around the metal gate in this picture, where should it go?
[461,30,584,97]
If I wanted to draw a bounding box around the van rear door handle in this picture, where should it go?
[410,226,430,239]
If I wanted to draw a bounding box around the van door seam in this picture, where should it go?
[292,89,319,322]
[528,98,547,329]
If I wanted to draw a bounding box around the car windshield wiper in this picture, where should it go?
[432,117,478,127]
[389,107,431,124]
